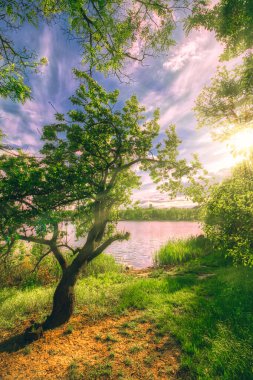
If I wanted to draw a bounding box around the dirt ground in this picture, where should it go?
[0,311,180,380]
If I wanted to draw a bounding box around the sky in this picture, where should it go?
[0,19,242,208]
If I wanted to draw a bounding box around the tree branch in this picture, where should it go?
[32,248,51,272]
[87,231,130,262]
[18,235,52,246]
[51,245,68,271]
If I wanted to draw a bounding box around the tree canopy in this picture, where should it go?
[187,0,253,61]
[187,0,253,142]
[0,0,199,103]
[194,54,253,140]
[0,0,49,102]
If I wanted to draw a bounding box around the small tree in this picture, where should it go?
[0,71,201,329]
[204,154,253,266]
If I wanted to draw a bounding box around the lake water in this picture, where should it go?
[107,221,202,269]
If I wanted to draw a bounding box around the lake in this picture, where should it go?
[107,221,202,268]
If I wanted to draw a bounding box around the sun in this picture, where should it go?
[227,128,253,157]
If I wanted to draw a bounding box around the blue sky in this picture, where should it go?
[0,20,239,207]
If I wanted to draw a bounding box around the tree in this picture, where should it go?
[186,0,253,61]
[204,154,253,266]
[0,0,197,103]
[0,71,201,329]
[186,0,253,142]
[194,54,253,140]
[41,0,195,76]
[0,1,49,102]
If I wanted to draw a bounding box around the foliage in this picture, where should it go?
[0,1,48,102]
[41,0,196,76]
[0,241,123,287]
[119,206,201,221]
[204,155,253,266]
[194,54,253,140]
[0,0,199,102]
[188,0,253,148]
[0,242,62,287]
[154,235,210,266]
[186,0,253,61]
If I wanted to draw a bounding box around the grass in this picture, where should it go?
[0,272,131,329]
[0,254,127,328]
[82,254,124,277]
[85,362,113,379]
[1,238,253,379]
[154,235,211,266]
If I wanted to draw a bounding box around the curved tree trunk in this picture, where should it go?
[41,221,122,331]
[43,265,80,330]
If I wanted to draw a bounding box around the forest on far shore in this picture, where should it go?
[119,207,200,221]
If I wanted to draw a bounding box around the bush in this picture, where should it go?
[204,156,253,266]
[0,242,62,288]
[0,242,123,288]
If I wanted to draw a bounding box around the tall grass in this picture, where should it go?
[154,236,211,266]
[82,254,124,277]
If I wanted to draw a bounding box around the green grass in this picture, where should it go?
[0,272,131,329]
[154,236,211,266]
[82,254,124,277]
[1,238,253,379]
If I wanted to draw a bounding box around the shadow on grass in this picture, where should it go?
[165,274,197,293]
[158,263,253,380]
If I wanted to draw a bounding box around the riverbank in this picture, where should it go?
[0,238,253,379]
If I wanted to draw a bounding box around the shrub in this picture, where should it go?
[0,243,122,288]
[204,156,253,266]
[0,242,62,288]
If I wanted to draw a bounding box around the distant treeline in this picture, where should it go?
[119,207,201,221]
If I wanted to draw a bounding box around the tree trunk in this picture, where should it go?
[43,265,80,330]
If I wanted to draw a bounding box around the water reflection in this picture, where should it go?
[68,221,202,269]
[108,221,202,268]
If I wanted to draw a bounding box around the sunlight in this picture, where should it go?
[227,128,253,157]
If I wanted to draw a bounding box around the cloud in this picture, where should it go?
[163,38,203,72]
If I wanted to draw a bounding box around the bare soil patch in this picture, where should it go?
[0,311,180,379]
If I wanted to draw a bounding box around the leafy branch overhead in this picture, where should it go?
[186,0,253,61]
[194,54,253,140]
[43,0,191,74]
[0,1,49,102]
[0,0,204,102]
